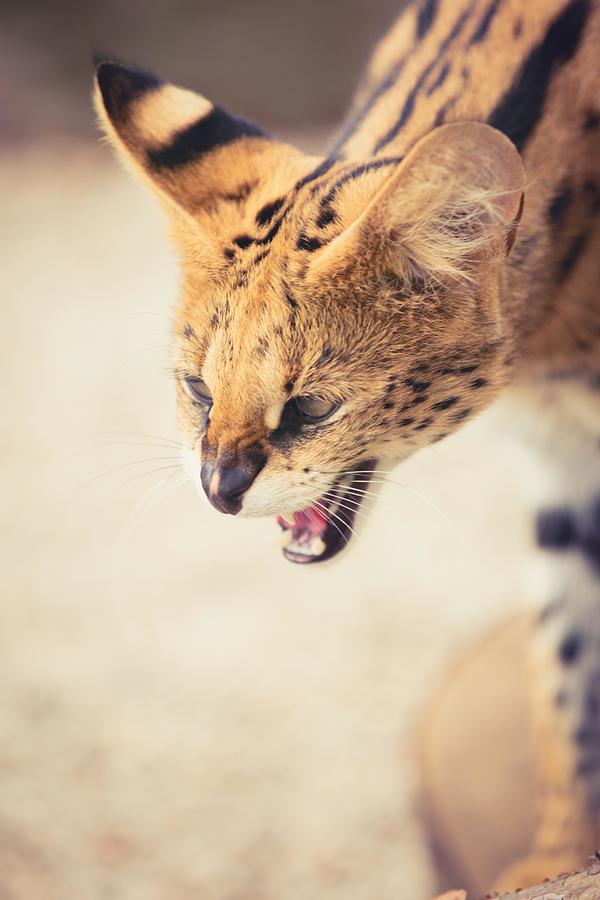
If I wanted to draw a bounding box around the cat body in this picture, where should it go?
[95,0,600,888]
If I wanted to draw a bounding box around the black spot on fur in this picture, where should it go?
[233,234,255,249]
[405,378,431,392]
[431,396,458,411]
[223,248,236,261]
[297,233,323,252]
[383,400,395,410]
[574,723,596,745]
[256,197,285,226]
[488,0,591,152]
[399,417,415,427]
[582,498,600,569]
[316,346,334,367]
[411,395,427,407]
[147,106,265,169]
[536,507,576,549]
[414,418,433,431]
[512,17,523,39]
[316,206,337,229]
[209,312,219,330]
[584,109,600,130]
[452,408,472,422]
[559,632,583,665]
[558,230,589,283]
[183,323,195,340]
[470,377,488,390]
[469,0,503,46]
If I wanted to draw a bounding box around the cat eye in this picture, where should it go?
[184,376,213,405]
[286,395,340,424]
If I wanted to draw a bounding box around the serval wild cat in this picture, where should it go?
[94,0,600,891]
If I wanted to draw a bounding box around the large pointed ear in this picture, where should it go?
[93,61,301,220]
[310,122,525,299]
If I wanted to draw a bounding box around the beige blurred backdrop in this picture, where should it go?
[2,2,533,898]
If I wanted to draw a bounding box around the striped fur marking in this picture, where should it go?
[373,1,476,153]
[147,106,265,169]
[488,0,591,151]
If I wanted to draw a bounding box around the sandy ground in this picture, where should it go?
[1,141,532,899]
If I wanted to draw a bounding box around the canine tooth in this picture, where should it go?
[280,512,295,527]
[279,530,293,549]
[312,538,326,557]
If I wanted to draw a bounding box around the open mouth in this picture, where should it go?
[276,460,376,564]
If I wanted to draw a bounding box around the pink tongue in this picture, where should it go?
[277,504,328,536]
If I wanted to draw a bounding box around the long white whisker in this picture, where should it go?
[76,440,185,455]
[313,499,375,565]
[321,492,375,526]
[312,499,351,547]
[112,464,185,494]
[119,470,187,545]
[312,477,471,552]
[91,431,186,448]
[72,456,182,492]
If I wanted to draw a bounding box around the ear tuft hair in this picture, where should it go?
[375,123,526,290]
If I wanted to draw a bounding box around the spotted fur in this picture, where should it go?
[95,0,600,889]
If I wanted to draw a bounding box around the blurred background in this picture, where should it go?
[2,1,534,897]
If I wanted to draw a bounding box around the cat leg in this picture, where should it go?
[496,501,600,890]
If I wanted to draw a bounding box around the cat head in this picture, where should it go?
[95,61,525,564]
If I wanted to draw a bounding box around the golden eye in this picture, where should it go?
[184,376,212,405]
[288,395,340,424]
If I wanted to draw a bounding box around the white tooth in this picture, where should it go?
[280,512,296,527]
[312,538,326,557]
[279,530,293,549]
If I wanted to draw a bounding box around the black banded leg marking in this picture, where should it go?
[536,497,600,827]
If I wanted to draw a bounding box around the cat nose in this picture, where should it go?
[200,458,264,515]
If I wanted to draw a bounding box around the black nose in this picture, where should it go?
[200,460,260,515]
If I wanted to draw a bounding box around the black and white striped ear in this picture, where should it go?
[94,61,272,215]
